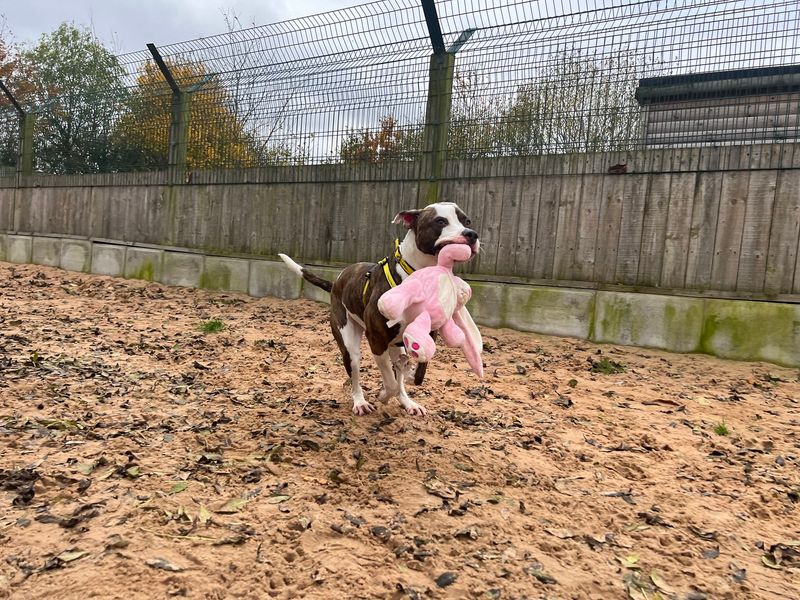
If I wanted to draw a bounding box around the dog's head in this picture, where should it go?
[392,202,480,257]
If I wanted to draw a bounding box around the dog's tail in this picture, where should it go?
[278,253,333,293]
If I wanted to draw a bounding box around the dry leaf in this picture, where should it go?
[76,462,95,476]
[544,527,575,539]
[167,481,188,495]
[145,558,184,572]
[649,572,676,594]
[197,505,212,526]
[214,497,249,514]
[620,554,640,569]
[213,535,247,546]
[56,550,89,563]
[265,495,291,504]
[423,479,457,500]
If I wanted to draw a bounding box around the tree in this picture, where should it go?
[499,51,649,154]
[21,23,127,173]
[112,59,269,170]
[339,115,421,163]
[447,50,655,158]
[447,71,512,159]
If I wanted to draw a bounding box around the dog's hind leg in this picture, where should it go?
[374,351,400,404]
[389,346,427,417]
[331,316,373,415]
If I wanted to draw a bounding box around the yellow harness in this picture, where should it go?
[362,239,415,304]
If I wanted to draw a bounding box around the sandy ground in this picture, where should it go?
[0,261,798,600]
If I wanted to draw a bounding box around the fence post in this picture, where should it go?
[147,43,191,184]
[18,113,34,178]
[421,51,455,205]
[418,1,474,205]
[0,80,34,181]
[169,91,191,181]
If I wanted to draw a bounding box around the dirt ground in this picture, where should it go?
[0,262,798,600]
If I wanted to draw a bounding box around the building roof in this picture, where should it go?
[636,65,800,104]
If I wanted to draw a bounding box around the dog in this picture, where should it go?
[279,202,480,417]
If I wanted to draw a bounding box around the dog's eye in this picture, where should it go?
[465,219,472,227]
[435,217,448,226]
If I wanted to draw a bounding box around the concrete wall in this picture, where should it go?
[2,232,797,368]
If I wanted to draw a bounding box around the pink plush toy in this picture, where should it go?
[377,243,483,378]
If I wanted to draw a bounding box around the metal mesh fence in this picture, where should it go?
[441,0,800,156]
[2,0,799,174]
[0,105,19,172]
[120,0,435,169]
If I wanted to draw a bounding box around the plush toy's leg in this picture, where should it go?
[452,308,484,378]
[377,279,425,327]
[411,331,437,385]
[402,312,435,363]
[438,319,466,348]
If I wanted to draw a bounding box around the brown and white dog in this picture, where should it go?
[279,202,480,417]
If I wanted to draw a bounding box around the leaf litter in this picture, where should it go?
[0,262,798,599]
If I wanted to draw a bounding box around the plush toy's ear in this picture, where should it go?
[392,209,422,229]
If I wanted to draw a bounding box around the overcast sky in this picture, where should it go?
[2,0,366,53]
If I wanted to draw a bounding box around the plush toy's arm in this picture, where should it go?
[452,306,483,378]
[453,276,472,306]
[377,278,428,328]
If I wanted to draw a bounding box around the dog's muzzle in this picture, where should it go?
[436,229,480,255]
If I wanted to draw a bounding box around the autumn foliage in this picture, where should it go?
[339,115,420,163]
[113,60,257,169]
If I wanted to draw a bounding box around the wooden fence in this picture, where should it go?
[1,143,799,300]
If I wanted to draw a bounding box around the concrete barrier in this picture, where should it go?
[593,291,704,353]
[60,240,92,272]
[1,233,798,367]
[91,244,126,277]
[7,235,32,264]
[504,284,595,339]
[249,259,302,299]
[32,237,62,267]
[162,251,204,288]
[700,299,800,367]
[203,257,250,293]
[466,281,506,328]
[301,265,342,304]
[124,247,164,281]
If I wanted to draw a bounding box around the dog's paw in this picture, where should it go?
[377,386,398,403]
[402,400,427,417]
[352,400,376,416]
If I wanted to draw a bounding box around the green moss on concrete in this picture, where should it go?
[124,248,164,282]
[593,292,703,353]
[201,266,231,291]
[700,299,800,367]
[504,285,594,338]
[134,261,154,282]
[596,296,630,342]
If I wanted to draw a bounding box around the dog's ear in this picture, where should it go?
[392,209,422,229]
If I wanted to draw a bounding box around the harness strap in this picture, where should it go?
[362,239,414,304]
[394,239,414,276]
